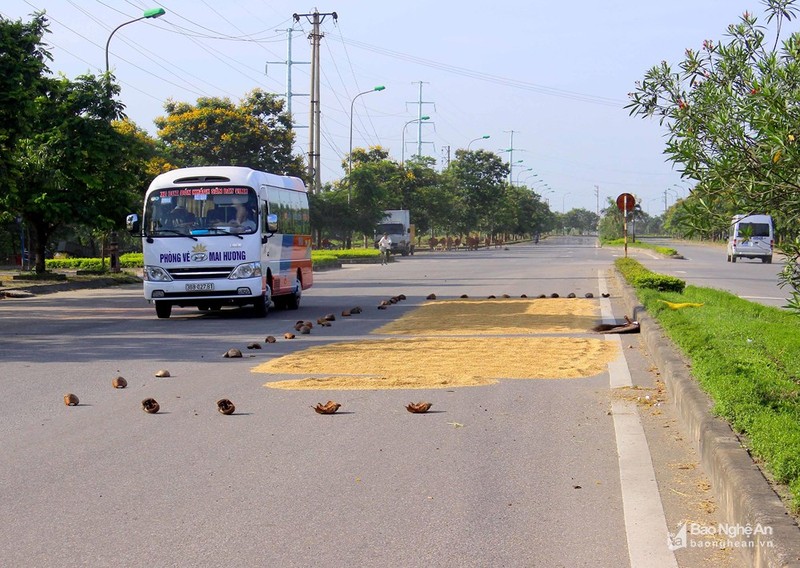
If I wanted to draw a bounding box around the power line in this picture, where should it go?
[329,33,625,107]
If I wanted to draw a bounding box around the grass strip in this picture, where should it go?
[616,257,800,511]
[603,238,678,256]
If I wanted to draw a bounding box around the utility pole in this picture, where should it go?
[266,28,309,125]
[442,145,450,168]
[406,81,435,160]
[594,185,601,235]
[594,185,600,218]
[293,10,337,193]
[503,130,519,184]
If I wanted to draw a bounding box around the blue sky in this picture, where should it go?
[2,1,784,215]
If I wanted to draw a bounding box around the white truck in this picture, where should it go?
[375,209,415,256]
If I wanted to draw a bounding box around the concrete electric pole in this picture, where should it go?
[293,10,337,193]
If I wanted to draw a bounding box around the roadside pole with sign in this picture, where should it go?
[616,193,636,258]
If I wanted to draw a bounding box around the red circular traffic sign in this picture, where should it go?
[616,193,636,212]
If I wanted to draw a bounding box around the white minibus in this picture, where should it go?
[726,214,774,263]
[127,166,312,318]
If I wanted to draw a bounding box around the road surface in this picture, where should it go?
[0,237,738,567]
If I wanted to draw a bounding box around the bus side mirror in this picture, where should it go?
[126,214,140,234]
[262,213,278,244]
[266,213,278,232]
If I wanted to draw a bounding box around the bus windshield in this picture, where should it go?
[144,186,258,237]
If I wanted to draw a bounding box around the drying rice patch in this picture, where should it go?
[258,336,618,390]
[374,298,598,336]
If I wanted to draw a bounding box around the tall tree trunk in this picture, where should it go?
[30,218,51,274]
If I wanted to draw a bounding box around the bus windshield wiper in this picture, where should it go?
[150,229,198,241]
[204,227,244,239]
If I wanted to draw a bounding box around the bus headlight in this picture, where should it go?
[229,262,262,280]
[144,266,173,282]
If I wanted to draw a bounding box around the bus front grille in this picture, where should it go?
[167,267,234,280]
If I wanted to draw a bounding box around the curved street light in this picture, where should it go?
[348,85,385,178]
[347,85,385,203]
[467,135,490,150]
[515,168,533,185]
[401,116,430,165]
[105,8,166,78]
[104,7,165,274]
[522,172,538,186]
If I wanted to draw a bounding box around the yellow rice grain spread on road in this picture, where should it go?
[259,337,617,390]
[374,298,597,335]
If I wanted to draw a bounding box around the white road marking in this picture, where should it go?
[599,271,678,568]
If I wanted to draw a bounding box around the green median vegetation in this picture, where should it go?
[616,257,800,511]
[603,238,679,257]
[43,250,380,272]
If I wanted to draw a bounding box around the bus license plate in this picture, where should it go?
[186,283,214,292]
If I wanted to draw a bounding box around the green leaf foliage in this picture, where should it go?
[154,89,303,177]
[627,1,800,307]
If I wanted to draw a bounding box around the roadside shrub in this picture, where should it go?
[615,257,685,293]
[119,253,143,267]
[634,273,686,293]
[46,258,105,271]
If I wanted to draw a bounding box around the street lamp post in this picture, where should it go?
[515,168,533,185]
[104,7,165,274]
[522,173,538,186]
[348,85,385,203]
[105,8,166,79]
[663,187,679,214]
[562,192,572,214]
[348,87,385,175]
[467,135,490,150]
[671,183,688,197]
[401,116,430,165]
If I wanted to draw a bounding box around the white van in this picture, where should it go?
[726,214,774,263]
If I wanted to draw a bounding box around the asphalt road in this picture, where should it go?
[0,237,739,567]
[623,238,790,308]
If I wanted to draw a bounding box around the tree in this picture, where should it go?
[399,156,443,236]
[12,75,150,273]
[443,149,509,234]
[627,0,800,308]
[0,14,150,273]
[155,89,303,177]
[0,13,50,201]
[562,208,600,235]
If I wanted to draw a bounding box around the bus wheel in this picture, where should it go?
[285,281,302,310]
[253,293,269,317]
[155,302,172,319]
[763,256,773,264]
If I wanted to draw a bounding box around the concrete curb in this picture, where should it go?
[615,271,800,568]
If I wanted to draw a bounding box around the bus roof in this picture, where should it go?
[148,166,306,193]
